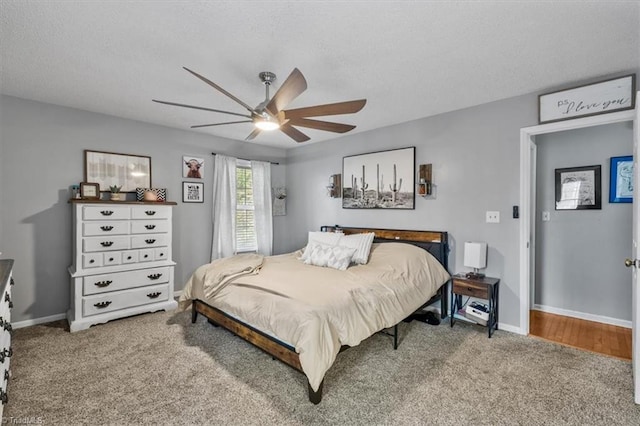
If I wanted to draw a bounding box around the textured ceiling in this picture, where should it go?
[1,1,639,148]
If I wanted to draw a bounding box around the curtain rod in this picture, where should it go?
[211,152,280,165]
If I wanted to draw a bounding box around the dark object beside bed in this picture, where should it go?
[191,226,450,404]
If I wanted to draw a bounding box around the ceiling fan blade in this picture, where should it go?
[280,123,310,143]
[287,118,355,133]
[152,99,252,119]
[283,99,367,119]
[245,128,262,141]
[191,120,253,129]
[265,68,307,116]
[183,67,256,113]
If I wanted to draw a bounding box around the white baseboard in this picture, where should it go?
[533,304,631,329]
[497,322,525,335]
[13,313,67,330]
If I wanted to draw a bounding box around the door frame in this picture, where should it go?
[519,109,636,335]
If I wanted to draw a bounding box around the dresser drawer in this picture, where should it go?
[83,253,104,269]
[83,266,170,295]
[452,279,489,299]
[131,234,168,249]
[83,221,129,236]
[83,206,130,220]
[131,220,169,234]
[131,206,171,220]
[138,249,155,262]
[82,283,170,317]
[83,236,130,252]
[121,251,139,264]
[103,252,122,266]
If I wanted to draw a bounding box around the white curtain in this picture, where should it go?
[251,160,273,256]
[211,154,237,260]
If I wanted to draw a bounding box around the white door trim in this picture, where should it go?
[519,109,636,335]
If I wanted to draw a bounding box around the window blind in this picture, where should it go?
[236,166,257,252]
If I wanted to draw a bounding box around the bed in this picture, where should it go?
[179,226,450,403]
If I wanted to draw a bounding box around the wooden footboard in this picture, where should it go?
[192,299,324,404]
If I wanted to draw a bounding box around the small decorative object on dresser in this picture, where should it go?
[0,259,14,417]
[80,182,100,200]
[109,185,125,201]
[136,188,167,202]
[67,200,178,332]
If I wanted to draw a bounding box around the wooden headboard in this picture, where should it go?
[320,226,449,271]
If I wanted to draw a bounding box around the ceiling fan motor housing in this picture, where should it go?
[259,71,276,85]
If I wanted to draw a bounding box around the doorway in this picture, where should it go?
[518,109,636,335]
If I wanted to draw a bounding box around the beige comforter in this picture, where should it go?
[179,242,450,391]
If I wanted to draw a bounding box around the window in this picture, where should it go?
[236,163,257,252]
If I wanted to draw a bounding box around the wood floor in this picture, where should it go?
[529,310,632,361]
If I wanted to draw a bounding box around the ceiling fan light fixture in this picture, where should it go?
[254,114,280,131]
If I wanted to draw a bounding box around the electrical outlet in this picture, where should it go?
[486,211,500,223]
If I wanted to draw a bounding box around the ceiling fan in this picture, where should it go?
[153,67,366,143]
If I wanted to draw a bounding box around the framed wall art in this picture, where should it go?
[609,155,633,203]
[183,182,204,203]
[84,150,151,193]
[183,156,204,179]
[555,165,601,210]
[539,74,636,124]
[342,146,415,209]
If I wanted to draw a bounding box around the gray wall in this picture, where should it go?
[284,93,539,329]
[535,122,633,321]
[0,95,286,323]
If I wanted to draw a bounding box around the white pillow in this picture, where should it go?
[303,242,356,271]
[301,231,343,261]
[338,232,375,264]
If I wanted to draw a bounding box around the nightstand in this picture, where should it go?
[450,274,500,338]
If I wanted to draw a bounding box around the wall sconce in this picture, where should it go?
[327,174,342,198]
[418,164,432,196]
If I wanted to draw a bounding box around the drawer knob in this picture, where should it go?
[10,278,14,286]
[143,254,149,258]
[147,273,162,280]
[0,389,6,405]
[4,369,9,381]
[145,210,156,216]
[94,301,112,309]
[145,224,156,230]
[4,293,12,309]
[467,287,473,292]
[100,225,114,231]
[147,292,162,299]
[89,259,95,264]
[0,348,10,363]
[100,241,114,247]
[94,280,113,288]
[100,210,114,216]
[158,252,164,257]
[145,239,156,244]
[127,256,132,260]
[3,322,11,332]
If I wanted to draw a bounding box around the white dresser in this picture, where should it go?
[67,201,178,332]
[0,259,14,419]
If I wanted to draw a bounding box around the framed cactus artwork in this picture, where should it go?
[342,146,415,209]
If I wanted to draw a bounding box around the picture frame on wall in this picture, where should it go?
[183,156,204,179]
[342,146,415,209]
[555,165,602,210]
[85,150,151,192]
[182,181,204,203]
[609,155,633,203]
[538,74,636,124]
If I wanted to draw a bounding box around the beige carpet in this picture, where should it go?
[5,309,640,425]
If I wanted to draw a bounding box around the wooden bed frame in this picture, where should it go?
[191,226,450,404]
